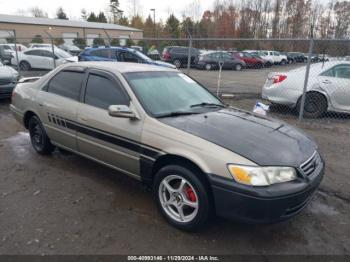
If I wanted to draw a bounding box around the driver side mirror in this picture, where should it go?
[108,105,137,119]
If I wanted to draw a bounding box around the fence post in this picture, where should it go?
[298,38,314,122]
[186,36,192,75]
[12,30,21,76]
[45,31,57,69]
[50,36,57,69]
[103,29,111,46]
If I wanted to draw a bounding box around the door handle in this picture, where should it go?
[322,80,332,84]
[38,102,43,107]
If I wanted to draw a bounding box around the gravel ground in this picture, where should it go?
[0,97,349,255]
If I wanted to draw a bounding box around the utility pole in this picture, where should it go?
[45,29,56,69]
[150,9,156,38]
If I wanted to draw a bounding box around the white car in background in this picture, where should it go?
[11,48,78,70]
[260,50,288,65]
[0,43,27,52]
[28,43,58,49]
[262,61,350,117]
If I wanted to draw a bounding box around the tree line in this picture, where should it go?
[28,0,349,40]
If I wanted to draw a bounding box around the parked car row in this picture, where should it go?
[159,46,321,70]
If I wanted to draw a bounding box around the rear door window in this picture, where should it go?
[40,50,54,58]
[90,49,110,58]
[47,71,84,100]
[24,50,42,56]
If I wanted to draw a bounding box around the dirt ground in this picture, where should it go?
[0,97,349,255]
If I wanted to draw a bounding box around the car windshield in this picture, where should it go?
[132,50,152,61]
[124,71,224,117]
[55,49,73,58]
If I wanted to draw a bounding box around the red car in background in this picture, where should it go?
[230,51,264,69]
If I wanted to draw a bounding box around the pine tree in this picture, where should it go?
[56,7,68,20]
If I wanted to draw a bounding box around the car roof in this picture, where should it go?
[85,46,134,52]
[24,47,57,52]
[62,61,178,73]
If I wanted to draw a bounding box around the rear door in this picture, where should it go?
[318,64,350,112]
[39,50,56,69]
[76,69,143,176]
[36,68,86,151]
[23,50,42,68]
[221,52,234,69]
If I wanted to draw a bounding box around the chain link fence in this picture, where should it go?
[1,31,349,128]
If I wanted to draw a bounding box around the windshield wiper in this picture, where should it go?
[156,111,200,118]
[190,102,226,108]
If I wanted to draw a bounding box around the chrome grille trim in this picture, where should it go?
[300,151,318,176]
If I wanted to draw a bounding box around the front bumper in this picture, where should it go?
[0,84,16,98]
[262,85,301,106]
[209,159,324,223]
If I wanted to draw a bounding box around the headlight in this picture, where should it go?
[228,165,297,186]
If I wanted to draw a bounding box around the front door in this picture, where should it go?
[319,64,350,112]
[76,69,143,177]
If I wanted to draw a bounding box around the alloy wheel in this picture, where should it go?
[158,175,199,223]
[30,121,43,150]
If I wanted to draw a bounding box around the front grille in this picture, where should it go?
[300,151,319,176]
[0,79,15,85]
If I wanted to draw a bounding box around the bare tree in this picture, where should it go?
[29,7,48,18]
[272,0,282,37]
[334,0,350,39]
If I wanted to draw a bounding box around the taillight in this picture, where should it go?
[272,74,287,84]
[163,51,171,60]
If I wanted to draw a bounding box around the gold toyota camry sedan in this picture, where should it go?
[10,62,324,230]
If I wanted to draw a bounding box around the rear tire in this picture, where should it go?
[19,61,31,71]
[28,116,55,155]
[280,59,287,65]
[153,165,211,231]
[297,92,328,118]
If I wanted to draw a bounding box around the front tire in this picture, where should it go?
[19,61,31,71]
[28,116,55,155]
[173,59,182,68]
[205,63,212,71]
[297,92,328,118]
[234,64,242,71]
[153,165,211,231]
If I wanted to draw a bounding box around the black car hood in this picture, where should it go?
[159,108,317,167]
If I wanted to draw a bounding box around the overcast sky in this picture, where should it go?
[0,0,333,22]
[0,0,214,21]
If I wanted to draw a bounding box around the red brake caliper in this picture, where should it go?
[185,186,197,202]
